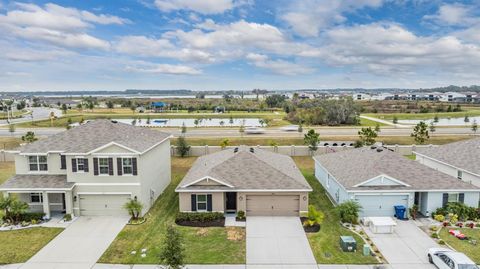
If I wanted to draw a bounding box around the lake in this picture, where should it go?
[113,118,262,127]
[398,116,480,126]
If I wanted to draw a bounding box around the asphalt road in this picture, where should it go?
[0,107,62,126]
[0,126,475,138]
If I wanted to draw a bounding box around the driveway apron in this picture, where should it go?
[246,216,317,268]
[365,220,437,268]
[21,216,129,269]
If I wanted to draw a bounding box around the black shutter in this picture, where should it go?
[207,194,212,212]
[60,155,66,170]
[93,158,99,175]
[132,158,138,176]
[83,158,89,172]
[71,158,77,172]
[459,193,465,204]
[108,158,114,175]
[191,194,197,211]
[117,158,123,175]
[442,193,449,207]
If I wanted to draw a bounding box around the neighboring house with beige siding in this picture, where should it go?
[414,138,480,191]
[176,146,312,216]
[0,120,171,218]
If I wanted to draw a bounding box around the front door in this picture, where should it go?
[225,192,237,212]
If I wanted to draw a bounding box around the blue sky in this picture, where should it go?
[0,0,480,91]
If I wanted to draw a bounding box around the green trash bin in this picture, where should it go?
[363,244,370,256]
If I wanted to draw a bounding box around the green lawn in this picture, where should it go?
[99,157,245,264]
[292,157,379,264]
[404,154,416,160]
[439,228,480,264]
[0,227,64,264]
[363,109,480,121]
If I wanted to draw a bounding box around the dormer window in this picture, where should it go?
[28,156,48,171]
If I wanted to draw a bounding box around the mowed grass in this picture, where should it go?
[0,227,64,264]
[0,162,15,184]
[0,137,22,150]
[439,228,480,264]
[99,157,245,264]
[175,135,472,146]
[292,157,379,264]
[363,108,480,121]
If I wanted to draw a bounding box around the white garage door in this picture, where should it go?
[355,194,408,217]
[79,194,131,216]
[246,195,300,216]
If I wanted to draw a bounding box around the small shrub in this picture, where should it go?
[429,226,438,231]
[476,223,480,228]
[175,212,224,223]
[336,200,362,224]
[434,214,445,222]
[63,214,72,222]
[431,233,439,239]
[303,205,324,227]
[19,212,44,222]
[438,239,445,245]
[237,211,245,220]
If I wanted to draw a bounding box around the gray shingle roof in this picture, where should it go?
[414,138,480,175]
[0,175,74,190]
[17,120,170,154]
[177,146,312,191]
[313,147,479,191]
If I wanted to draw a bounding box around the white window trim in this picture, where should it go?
[196,194,208,212]
[447,193,460,203]
[28,155,48,172]
[98,158,109,175]
[122,157,133,175]
[76,158,85,172]
[29,193,43,204]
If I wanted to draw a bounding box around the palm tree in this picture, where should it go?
[123,200,143,220]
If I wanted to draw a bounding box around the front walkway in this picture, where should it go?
[20,216,129,269]
[246,216,317,268]
[364,220,437,269]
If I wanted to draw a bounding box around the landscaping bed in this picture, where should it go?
[175,212,225,227]
[300,217,320,233]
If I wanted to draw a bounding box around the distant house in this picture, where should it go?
[314,147,479,218]
[151,102,166,113]
[176,146,312,216]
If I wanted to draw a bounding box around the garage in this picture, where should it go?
[246,194,300,216]
[355,194,408,217]
[79,194,131,216]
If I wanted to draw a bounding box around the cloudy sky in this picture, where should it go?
[1,0,480,91]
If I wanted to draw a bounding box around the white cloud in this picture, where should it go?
[154,0,241,14]
[0,2,127,50]
[281,0,383,37]
[318,23,480,76]
[126,63,201,75]
[2,45,74,62]
[423,3,480,26]
[246,53,314,75]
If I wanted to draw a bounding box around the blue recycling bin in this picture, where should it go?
[394,205,407,220]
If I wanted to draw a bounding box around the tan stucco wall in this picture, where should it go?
[178,192,224,212]
[237,192,309,213]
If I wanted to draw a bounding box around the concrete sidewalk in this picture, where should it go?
[1,264,393,269]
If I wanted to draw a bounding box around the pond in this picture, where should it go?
[113,118,262,127]
[398,116,480,126]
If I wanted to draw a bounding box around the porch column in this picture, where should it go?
[42,191,50,219]
[65,191,73,216]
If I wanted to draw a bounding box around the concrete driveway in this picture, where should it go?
[246,216,317,268]
[365,220,437,269]
[21,216,129,269]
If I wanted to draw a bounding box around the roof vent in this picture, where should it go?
[233,147,239,153]
[376,148,383,152]
[249,147,254,153]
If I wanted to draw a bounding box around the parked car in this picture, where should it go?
[280,125,299,131]
[428,248,478,269]
[244,127,265,134]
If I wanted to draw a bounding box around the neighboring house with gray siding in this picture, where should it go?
[314,147,480,218]
[176,146,312,216]
[414,138,480,192]
[0,120,171,218]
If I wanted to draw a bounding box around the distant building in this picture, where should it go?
[151,102,167,113]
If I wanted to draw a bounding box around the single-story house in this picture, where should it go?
[176,146,312,216]
[414,138,480,190]
[0,120,171,218]
[314,147,480,218]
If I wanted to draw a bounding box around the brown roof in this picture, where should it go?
[414,138,480,175]
[17,119,170,154]
[313,147,479,191]
[177,146,312,191]
[0,175,74,190]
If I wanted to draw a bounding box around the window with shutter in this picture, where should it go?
[98,158,109,175]
[60,155,66,170]
[191,194,197,211]
[117,158,123,175]
[83,158,89,172]
[132,158,138,175]
[93,158,99,175]
[108,158,114,175]
[71,158,77,172]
